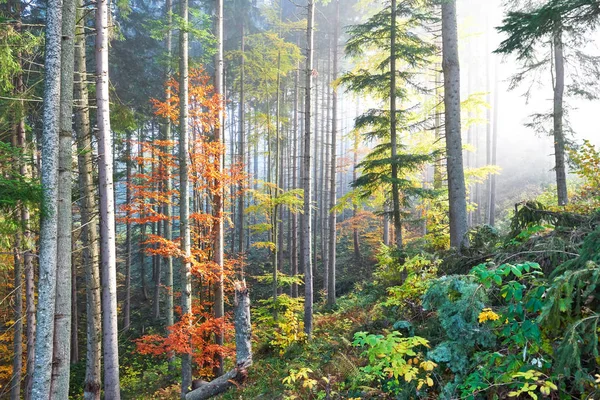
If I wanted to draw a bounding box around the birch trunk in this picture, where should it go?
[214,0,225,377]
[179,0,193,392]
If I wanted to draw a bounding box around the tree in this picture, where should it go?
[497,0,600,206]
[96,0,121,396]
[327,0,340,307]
[179,0,193,393]
[30,0,62,395]
[302,0,315,337]
[51,0,76,393]
[441,0,469,249]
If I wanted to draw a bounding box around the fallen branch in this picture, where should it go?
[185,281,252,400]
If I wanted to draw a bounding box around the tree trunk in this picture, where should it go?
[31,0,62,394]
[74,3,102,394]
[51,0,76,392]
[390,0,403,249]
[179,0,193,394]
[238,25,246,254]
[185,282,252,400]
[327,0,339,307]
[124,131,132,329]
[302,0,315,337]
[214,0,225,377]
[553,27,567,206]
[164,0,175,344]
[489,60,499,227]
[70,243,78,364]
[442,0,469,250]
[291,65,299,298]
[96,0,121,395]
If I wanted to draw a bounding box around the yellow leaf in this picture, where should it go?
[426,377,434,387]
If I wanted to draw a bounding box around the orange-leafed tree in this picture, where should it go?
[130,67,245,378]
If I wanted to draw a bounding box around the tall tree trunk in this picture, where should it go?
[302,0,315,337]
[238,25,246,254]
[31,0,62,394]
[291,65,299,298]
[441,0,469,249]
[70,242,79,364]
[489,60,499,227]
[164,0,175,343]
[11,4,25,396]
[553,27,567,206]
[327,0,340,307]
[273,51,282,315]
[322,47,331,294]
[352,103,361,260]
[179,0,193,393]
[214,0,226,377]
[138,133,149,301]
[390,0,403,249]
[124,131,132,329]
[75,3,102,394]
[11,233,22,400]
[51,0,76,392]
[96,0,121,395]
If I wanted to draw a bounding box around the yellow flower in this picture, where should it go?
[478,308,500,323]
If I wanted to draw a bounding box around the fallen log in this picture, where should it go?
[185,281,252,400]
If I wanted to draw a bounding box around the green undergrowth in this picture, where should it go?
[219,201,600,399]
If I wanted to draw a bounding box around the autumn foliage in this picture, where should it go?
[130,67,245,376]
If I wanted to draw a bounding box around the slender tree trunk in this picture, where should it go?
[322,47,331,294]
[179,0,193,393]
[75,4,102,394]
[31,0,62,394]
[553,27,567,206]
[11,97,23,398]
[489,60,499,227]
[124,132,132,329]
[291,65,299,298]
[442,0,469,249]
[273,51,282,315]
[327,0,339,307]
[214,0,225,377]
[238,25,246,254]
[164,0,175,343]
[96,0,121,395]
[70,243,79,364]
[51,0,76,392]
[10,5,25,396]
[302,0,315,337]
[11,234,22,400]
[390,0,403,249]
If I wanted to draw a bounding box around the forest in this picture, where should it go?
[1,0,600,398]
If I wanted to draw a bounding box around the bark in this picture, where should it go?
[11,224,22,400]
[302,0,315,337]
[327,0,339,307]
[96,0,121,395]
[70,243,79,364]
[442,0,469,250]
[124,131,132,330]
[390,0,403,249]
[291,65,299,298]
[553,27,568,206]
[185,282,252,400]
[273,51,282,316]
[164,0,174,337]
[238,28,246,254]
[214,0,225,377]
[31,0,62,395]
[51,0,76,392]
[179,0,193,393]
[74,4,102,395]
[489,61,499,227]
